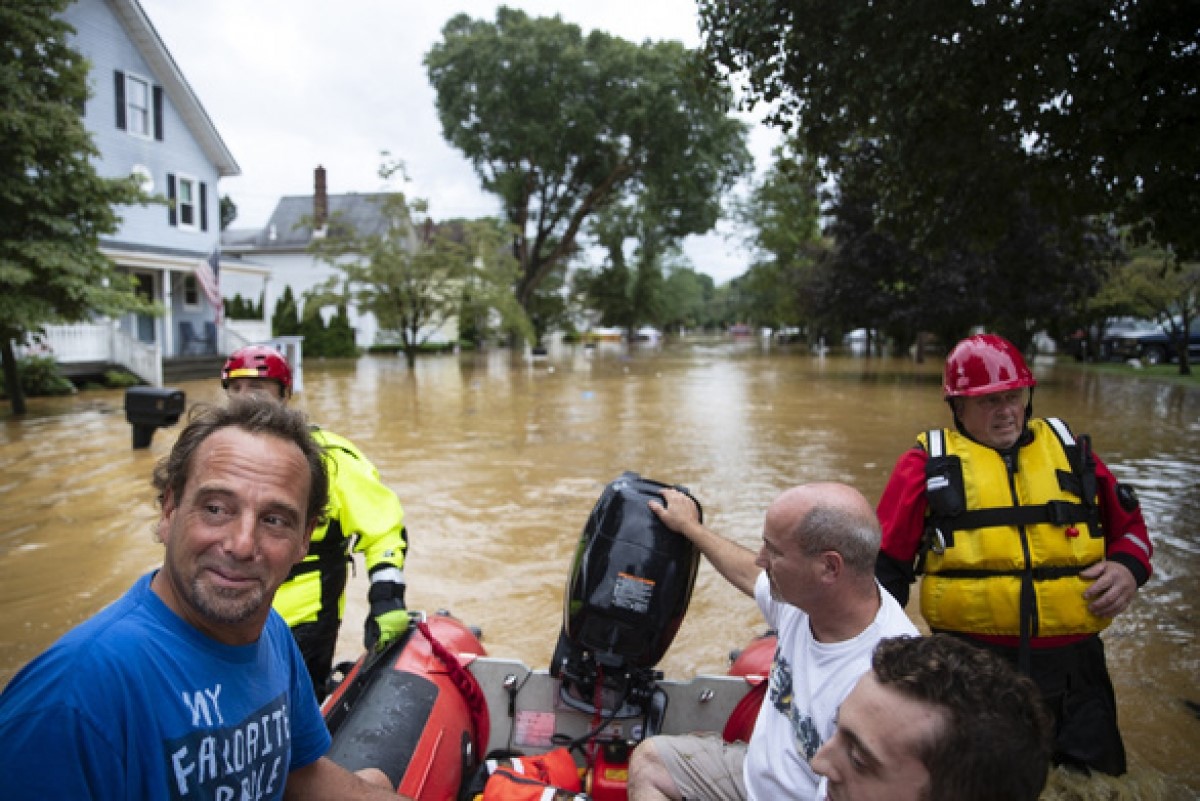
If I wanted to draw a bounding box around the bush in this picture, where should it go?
[0,356,76,398]
[103,369,141,388]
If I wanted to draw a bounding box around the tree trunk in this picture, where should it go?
[402,345,417,371]
[2,338,28,415]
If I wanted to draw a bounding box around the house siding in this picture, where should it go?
[223,251,381,349]
[63,0,220,253]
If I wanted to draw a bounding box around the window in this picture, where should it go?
[126,74,150,137]
[182,275,200,308]
[114,70,163,140]
[167,174,208,231]
[177,177,196,228]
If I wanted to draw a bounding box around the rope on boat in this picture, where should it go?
[417,619,491,758]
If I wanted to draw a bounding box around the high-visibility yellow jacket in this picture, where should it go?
[272,428,406,627]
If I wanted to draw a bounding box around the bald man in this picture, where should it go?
[627,483,918,801]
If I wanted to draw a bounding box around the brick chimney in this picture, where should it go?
[313,165,328,231]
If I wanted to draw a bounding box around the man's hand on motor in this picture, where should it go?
[649,488,700,534]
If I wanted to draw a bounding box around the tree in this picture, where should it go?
[309,160,530,369]
[1,2,152,414]
[699,0,1200,258]
[271,285,300,337]
[660,267,716,332]
[220,195,238,231]
[1106,246,1200,375]
[810,143,1115,355]
[575,202,669,335]
[733,145,826,336]
[426,7,750,322]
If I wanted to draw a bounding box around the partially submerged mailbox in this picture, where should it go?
[125,387,186,449]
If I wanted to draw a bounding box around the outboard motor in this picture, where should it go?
[551,472,702,731]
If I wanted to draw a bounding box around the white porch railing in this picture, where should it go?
[26,319,272,388]
[111,327,162,386]
[22,322,162,386]
[28,322,113,362]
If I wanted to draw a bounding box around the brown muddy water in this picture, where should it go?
[2,338,1197,797]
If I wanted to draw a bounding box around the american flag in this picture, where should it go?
[195,248,222,324]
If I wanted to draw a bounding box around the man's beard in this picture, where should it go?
[188,575,266,625]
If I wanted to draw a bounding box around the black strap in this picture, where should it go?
[937,500,1093,533]
[932,564,1093,581]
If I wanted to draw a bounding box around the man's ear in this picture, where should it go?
[156,488,178,543]
[821,550,843,580]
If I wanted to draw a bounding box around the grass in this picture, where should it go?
[1057,358,1200,386]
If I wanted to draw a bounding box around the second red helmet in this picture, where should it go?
[221,345,293,394]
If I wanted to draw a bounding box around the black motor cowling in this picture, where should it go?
[552,472,701,720]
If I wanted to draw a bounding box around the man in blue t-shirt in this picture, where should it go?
[0,399,402,800]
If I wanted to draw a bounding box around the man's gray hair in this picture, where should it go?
[794,502,881,574]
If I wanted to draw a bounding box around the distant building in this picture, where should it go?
[222,167,456,349]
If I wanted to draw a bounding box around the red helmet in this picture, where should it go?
[943,334,1036,398]
[221,345,292,394]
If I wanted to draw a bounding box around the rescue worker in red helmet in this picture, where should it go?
[221,345,410,701]
[875,334,1153,776]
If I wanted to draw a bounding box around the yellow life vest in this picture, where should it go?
[918,418,1109,637]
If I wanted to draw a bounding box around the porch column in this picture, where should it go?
[163,269,175,356]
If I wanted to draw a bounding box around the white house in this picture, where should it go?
[222,166,458,349]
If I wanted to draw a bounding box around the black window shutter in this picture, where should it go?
[199,182,208,231]
[152,86,164,140]
[167,173,177,226]
[114,70,126,130]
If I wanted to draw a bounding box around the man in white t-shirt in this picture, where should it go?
[627,483,919,801]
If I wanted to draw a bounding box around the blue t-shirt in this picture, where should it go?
[0,572,331,800]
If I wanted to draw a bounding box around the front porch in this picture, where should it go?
[23,319,271,386]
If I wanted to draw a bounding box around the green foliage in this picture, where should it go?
[219,195,237,231]
[0,355,75,399]
[271,285,300,336]
[323,304,359,358]
[660,267,716,331]
[102,369,140,388]
[223,292,263,320]
[1,2,156,413]
[1101,247,1200,374]
[291,297,358,359]
[426,8,750,315]
[699,0,1199,259]
[309,158,532,367]
[727,145,826,331]
[808,144,1116,354]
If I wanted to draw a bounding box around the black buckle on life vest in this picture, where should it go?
[1044,500,1077,526]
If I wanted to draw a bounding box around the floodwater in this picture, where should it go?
[2,338,1197,796]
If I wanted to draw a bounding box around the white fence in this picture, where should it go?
[21,322,162,386]
[22,319,276,389]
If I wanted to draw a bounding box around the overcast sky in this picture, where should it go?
[136,0,781,284]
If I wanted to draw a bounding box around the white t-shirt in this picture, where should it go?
[743,572,919,801]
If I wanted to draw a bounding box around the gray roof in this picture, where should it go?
[223,193,394,251]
